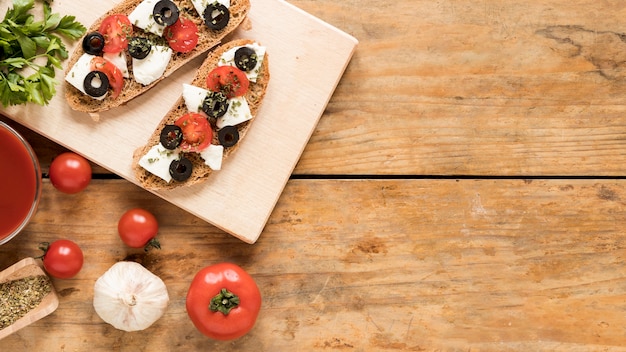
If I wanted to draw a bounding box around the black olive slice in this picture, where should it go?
[82,32,105,55]
[202,91,229,121]
[83,71,109,98]
[128,37,152,60]
[234,46,258,72]
[169,157,193,182]
[203,3,230,30]
[159,125,183,150]
[153,0,179,26]
[218,126,239,148]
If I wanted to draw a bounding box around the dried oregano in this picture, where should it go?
[0,275,52,329]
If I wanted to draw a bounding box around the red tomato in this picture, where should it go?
[163,16,199,53]
[90,56,124,99]
[118,208,160,250]
[49,152,92,194]
[175,113,212,152]
[39,239,84,279]
[186,263,261,340]
[98,14,132,53]
[206,66,249,99]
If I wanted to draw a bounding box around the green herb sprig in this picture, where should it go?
[0,0,86,107]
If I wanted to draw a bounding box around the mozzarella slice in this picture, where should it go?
[200,144,224,170]
[65,53,107,100]
[216,96,253,129]
[138,144,180,183]
[103,51,129,78]
[218,43,266,82]
[128,0,167,36]
[182,84,209,113]
[132,45,172,86]
[190,0,230,19]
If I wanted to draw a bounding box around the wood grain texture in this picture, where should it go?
[291,0,626,176]
[1,179,626,350]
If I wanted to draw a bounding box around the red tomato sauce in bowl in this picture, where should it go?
[0,121,41,245]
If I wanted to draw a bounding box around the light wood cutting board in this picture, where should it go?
[0,0,358,243]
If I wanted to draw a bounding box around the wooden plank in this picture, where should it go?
[289,0,626,176]
[1,179,626,350]
[0,0,358,243]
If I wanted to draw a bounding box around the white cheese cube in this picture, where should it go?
[65,53,107,100]
[138,144,180,183]
[103,51,129,78]
[218,43,266,82]
[128,0,167,36]
[216,96,253,129]
[190,0,230,19]
[200,144,224,170]
[182,84,209,113]
[132,45,172,86]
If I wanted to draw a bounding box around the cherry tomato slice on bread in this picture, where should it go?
[39,239,84,279]
[98,14,132,53]
[186,263,261,340]
[175,113,213,152]
[90,57,124,99]
[164,17,199,53]
[206,66,249,99]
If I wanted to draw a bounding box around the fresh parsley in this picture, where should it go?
[0,0,86,107]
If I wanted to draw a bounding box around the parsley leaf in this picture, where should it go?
[0,0,86,107]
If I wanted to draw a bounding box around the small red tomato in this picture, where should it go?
[186,263,261,340]
[118,208,160,251]
[39,239,84,279]
[49,152,92,194]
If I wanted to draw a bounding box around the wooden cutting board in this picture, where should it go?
[0,0,358,243]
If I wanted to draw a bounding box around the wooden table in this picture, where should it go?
[2,0,626,350]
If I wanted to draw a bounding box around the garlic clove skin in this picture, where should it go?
[93,261,169,332]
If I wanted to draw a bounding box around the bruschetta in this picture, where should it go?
[132,38,269,190]
[64,0,250,118]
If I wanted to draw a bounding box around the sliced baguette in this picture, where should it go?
[132,39,270,190]
[64,0,250,116]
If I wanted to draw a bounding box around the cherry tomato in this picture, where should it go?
[175,113,213,152]
[206,66,249,99]
[98,14,132,53]
[90,56,124,99]
[39,239,84,279]
[49,152,92,194]
[186,263,261,340]
[163,16,199,53]
[118,208,160,251]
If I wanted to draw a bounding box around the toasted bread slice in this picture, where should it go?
[64,0,250,116]
[132,39,269,190]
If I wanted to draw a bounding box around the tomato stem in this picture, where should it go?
[35,242,50,260]
[209,288,240,315]
[144,238,161,252]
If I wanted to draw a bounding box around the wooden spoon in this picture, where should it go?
[0,257,59,340]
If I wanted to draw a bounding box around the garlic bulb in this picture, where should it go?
[93,261,169,331]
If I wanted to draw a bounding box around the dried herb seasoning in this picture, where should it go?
[0,275,52,329]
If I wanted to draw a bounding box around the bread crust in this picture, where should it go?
[64,0,250,114]
[132,39,269,190]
